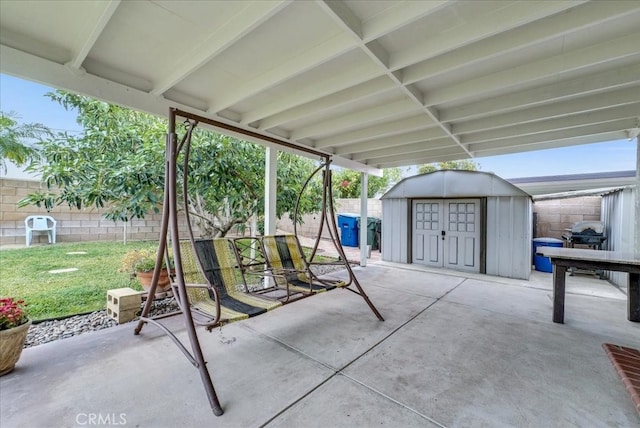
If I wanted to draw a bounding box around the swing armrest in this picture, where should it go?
[268,266,305,275]
[307,259,346,267]
[170,281,221,305]
[242,269,296,293]
[170,281,211,291]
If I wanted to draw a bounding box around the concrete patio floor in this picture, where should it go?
[1,262,639,427]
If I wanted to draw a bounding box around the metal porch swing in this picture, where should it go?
[134,108,383,416]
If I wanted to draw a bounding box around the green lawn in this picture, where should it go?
[1,239,339,321]
[0,241,160,321]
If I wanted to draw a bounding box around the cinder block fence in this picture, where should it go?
[533,196,601,239]
[0,178,184,246]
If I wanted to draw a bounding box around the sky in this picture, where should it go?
[1,73,637,179]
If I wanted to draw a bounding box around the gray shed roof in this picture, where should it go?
[382,170,531,199]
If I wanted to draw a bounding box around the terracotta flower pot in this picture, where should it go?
[0,319,32,376]
[136,269,172,294]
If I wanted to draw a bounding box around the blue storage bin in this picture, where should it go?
[532,237,564,273]
[337,214,359,247]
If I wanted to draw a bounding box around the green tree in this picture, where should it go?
[333,167,403,198]
[184,130,322,236]
[0,111,50,173]
[417,159,480,174]
[18,91,322,237]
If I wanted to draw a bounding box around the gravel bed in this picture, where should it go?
[24,264,349,348]
[24,297,179,348]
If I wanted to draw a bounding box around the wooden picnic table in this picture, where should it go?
[536,247,640,324]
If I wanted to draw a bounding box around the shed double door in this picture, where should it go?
[412,199,480,273]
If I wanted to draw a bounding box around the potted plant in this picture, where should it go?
[0,297,31,376]
[121,249,172,293]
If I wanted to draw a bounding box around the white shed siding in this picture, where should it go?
[381,171,532,279]
[486,196,532,280]
[382,198,409,263]
[601,188,635,287]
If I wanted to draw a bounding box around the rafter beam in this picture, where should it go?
[474,132,628,158]
[67,0,121,70]
[209,32,355,113]
[425,32,640,106]
[240,62,384,128]
[291,99,418,140]
[316,0,361,37]
[461,105,640,144]
[151,0,289,96]
[453,88,640,134]
[317,0,471,157]
[0,44,356,173]
[468,119,637,152]
[335,127,446,156]
[248,76,393,129]
[314,115,433,149]
[361,1,450,42]
[441,63,640,122]
[402,1,640,84]
[370,149,467,168]
[390,1,585,70]
[352,138,456,162]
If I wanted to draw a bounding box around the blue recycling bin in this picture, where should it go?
[532,237,564,273]
[337,213,359,247]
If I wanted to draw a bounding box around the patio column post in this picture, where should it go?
[633,135,640,257]
[360,171,368,267]
[265,146,277,235]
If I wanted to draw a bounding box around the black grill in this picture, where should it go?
[561,221,607,279]
[562,221,607,249]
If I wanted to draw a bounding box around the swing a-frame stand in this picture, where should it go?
[134,108,383,416]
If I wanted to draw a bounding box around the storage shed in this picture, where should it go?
[381,170,533,280]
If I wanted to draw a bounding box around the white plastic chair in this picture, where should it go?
[25,215,57,246]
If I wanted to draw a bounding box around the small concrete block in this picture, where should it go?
[107,306,138,324]
[107,287,141,310]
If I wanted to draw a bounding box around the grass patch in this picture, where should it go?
[1,239,339,321]
[0,241,159,320]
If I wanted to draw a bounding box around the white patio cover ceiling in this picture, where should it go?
[1,1,639,174]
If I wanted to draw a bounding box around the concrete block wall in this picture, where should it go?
[533,196,601,239]
[277,198,382,239]
[0,178,192,247]
[333,198,382,218]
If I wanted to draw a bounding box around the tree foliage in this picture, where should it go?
[19,91,322,237]
[332,167,403,198]
[417,159,480,174]
[0,111,51,173]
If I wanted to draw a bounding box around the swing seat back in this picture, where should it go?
[177,240,281,325]
[262,234,346,291]
[232,237,315,300]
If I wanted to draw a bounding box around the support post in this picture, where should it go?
[635,136,639,258]
[360,172,368,267]
[552,264,567,324]
[265,147,277,235]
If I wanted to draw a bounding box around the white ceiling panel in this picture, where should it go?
[1,0,639,173]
